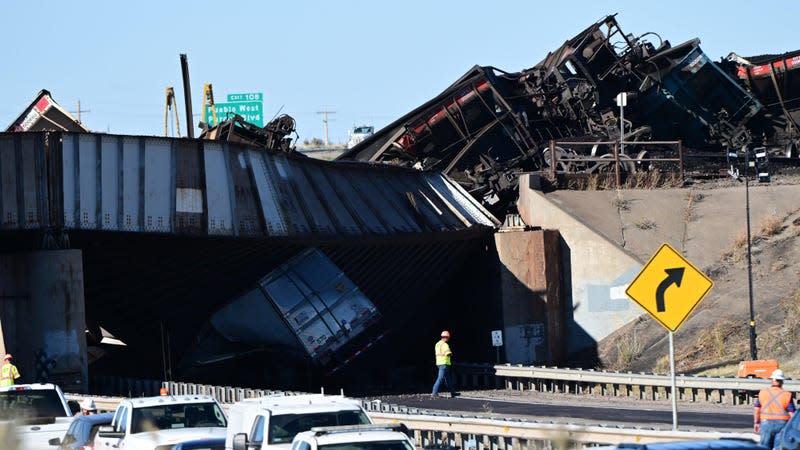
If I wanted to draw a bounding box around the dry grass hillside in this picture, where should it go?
[600,209,800,375]
[548,176,800,376]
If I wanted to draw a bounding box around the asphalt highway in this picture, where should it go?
[371,394,752,432]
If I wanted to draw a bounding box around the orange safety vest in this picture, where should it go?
[759,386,793,421]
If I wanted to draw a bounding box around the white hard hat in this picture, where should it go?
[771,369,785,380]
[81,399,97,410]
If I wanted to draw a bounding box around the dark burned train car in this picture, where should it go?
[339,15,767,214]
[726,51,800,157]
[337,66,542,211]
[636,40,763,147]
[200,113,298,154]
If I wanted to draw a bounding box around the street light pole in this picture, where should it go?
[744,148,757,360]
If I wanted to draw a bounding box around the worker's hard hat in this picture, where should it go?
[81,399,97,411]
[771,369,785,380]
[440,330,451,338]
[3,354,11,360]
[160,387,169,396]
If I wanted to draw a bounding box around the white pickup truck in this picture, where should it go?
[228,393,371,450]
[289,424,415,450]
[0,383,79,450]
[95,394,227,450]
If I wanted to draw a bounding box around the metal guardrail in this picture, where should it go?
[87,362,786,410]
[369,412,756,448]
[495,364,800,405]
[67,392,757,448]
[69,363,784,448]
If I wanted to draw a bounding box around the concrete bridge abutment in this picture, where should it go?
[0,249,87,392]
[494,228,566,364]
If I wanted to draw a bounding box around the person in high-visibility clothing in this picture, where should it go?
[0,354,20,387]
[431,330,457,398]
[754,369,795,449]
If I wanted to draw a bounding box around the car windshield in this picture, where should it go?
[320,440,415,450]
[130,402,227,433]
[0,389,66,419]
[268,410,370,444]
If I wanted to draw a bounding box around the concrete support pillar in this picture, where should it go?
[494,229,565,364]
[0,250,87,392]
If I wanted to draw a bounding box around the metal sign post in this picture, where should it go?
[626,242,715,432]
[491,330,503,364]
[669,331,678,430]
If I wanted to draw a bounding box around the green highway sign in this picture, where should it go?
[227,92,263,102]
[205,100,263,127]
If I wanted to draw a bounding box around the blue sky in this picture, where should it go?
[2,1,798,144]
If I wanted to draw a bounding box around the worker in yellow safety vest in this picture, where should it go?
[754,369,795,450]
[431,330,457,398]
[1,354,20,387]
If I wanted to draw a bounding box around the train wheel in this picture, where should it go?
[543,146,576,173]
[589,153,635,174]
[787,141,799,159]
[635,150,654,172]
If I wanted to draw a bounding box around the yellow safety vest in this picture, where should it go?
[435,340,452,366]
[1,363,19,387]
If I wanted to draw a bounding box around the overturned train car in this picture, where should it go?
[339,15,797,214]
[726,50,800,157]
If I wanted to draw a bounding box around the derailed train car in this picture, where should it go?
[726,50,800,157]
[339,15,797,214]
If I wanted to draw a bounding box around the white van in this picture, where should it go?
[227,393,371,450]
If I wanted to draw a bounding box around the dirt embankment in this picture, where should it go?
[550,177,800,375]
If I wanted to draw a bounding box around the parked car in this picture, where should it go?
[49,412,114,450]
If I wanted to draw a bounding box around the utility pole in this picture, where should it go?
[69,100,91,124]
[316,108,337,145]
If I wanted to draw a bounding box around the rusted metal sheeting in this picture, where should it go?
[0,133,49,230]
[50,132,498,236]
